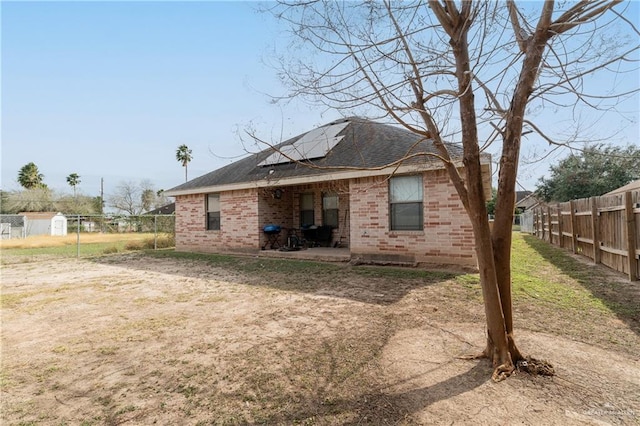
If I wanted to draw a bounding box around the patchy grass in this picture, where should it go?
[157,250,340,273]
[0,233,173,260]
[2,233,639,425]
[155,250,455,282]
[520,233,640,334]
[512,235,610,312]
[353,265,457,281]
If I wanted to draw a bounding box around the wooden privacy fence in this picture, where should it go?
[530,190,640,281]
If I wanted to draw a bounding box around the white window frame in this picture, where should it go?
[389,175,423,231]
[206,194,220,230]
[322,192,339,228]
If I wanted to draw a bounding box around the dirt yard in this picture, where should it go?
[1,247,639,425]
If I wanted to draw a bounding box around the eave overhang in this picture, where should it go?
[165,157,491,198]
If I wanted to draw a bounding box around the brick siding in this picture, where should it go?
[175,189,259,254]
[349,170,476,267]
[175,170,476,267]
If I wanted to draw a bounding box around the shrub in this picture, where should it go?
[154,234,175,249]
[124,235,175,251]
[124,240,144,251]
[103,246,119,254]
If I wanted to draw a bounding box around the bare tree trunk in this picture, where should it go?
[492,1,555,362]
[468,170,515,378]
[434,1,516,378]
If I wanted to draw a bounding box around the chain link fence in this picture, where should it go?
[57,214,175,257]
[64,214,175,251]
[66,214,174,235]
[0,214,175,259]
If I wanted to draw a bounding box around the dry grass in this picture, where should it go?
[0,233,152,249]
[1,234,639,425]
[0,233,174,261]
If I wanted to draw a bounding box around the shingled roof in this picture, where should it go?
[166,117,475,196]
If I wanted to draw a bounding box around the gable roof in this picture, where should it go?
[166,117,487,196]
[145,203,175,215]
[516,191,532,203]
[515,193,541,210]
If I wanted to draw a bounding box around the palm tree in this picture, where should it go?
[66,173,81,198]
[17,162,45,189]
[176,144,193,182]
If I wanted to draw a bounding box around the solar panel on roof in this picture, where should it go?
[258,121,349,167]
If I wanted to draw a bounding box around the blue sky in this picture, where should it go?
[2,1,342,197]
[2,1,638,200]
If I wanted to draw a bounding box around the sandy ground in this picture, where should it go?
[1,253,638,425]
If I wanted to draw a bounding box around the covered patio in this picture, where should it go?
[257,180,351,252]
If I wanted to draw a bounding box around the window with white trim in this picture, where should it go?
[389,175,423,231]
[300,193,314,227]
[206,194,220,230]
[322,192,339,228]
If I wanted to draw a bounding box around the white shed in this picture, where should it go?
[20,212,68,237]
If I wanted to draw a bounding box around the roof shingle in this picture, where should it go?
[167,117,468,194]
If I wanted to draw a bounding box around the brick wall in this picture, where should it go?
[174,188,260,253]
[289,182,350,246]
[175,170,476,267]
[349,170,476,267]
[176,183,352,253]
[257,187,293,248]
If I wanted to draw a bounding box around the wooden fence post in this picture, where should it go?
[591,196,601,265]
[547,205,553,244]
[624,191,638,281]
[557,204,564,248]
[570,200,577,254]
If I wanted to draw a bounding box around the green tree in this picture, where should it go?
[0,190,11,214]
[268,1,636,380]
[176,144,193,182]
[66,173,81,198]
[55,194,101,215]
[536,144,640,202]
[5,187,55,212]
[92,196,104,215]
[486,188,498,217]
[17,162,45,189]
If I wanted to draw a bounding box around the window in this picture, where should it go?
[322,193,339,228]
[300,193,314,227]
[206,194,220,230]
[389,175,423,230]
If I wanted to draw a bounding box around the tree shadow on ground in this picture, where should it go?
[91,251,463,306]
[256,360,490,424]
[522,234,640,336]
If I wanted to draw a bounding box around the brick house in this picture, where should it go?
[165,117,491,268]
